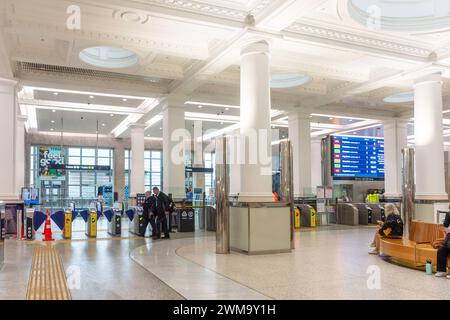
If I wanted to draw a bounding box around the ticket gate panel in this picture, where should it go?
[0,206,5,241]
[85,210,97,238]
[107,210,122,236]
[129,208,146,236]
[25,208,35,240]
[63,211,72,239]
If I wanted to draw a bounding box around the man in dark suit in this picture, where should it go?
[151,187,170,239]
[143,191,157,238]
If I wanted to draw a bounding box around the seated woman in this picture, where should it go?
[435,207,450,278]
[369,203,403,255]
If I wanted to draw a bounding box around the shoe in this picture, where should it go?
[435,272,447,277]
[369,242,376,248]
[164,234,170,239]
[447,275,450,279]
[368,248,379,255]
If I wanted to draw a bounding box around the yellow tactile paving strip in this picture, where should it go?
[26,245,71,300]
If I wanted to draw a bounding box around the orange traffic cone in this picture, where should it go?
[43,210,54,242]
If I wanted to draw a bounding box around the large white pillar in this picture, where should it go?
[192,120,205,191]
[311,138,322,195]
[163,105,186,198]
[414,73,447,200]
[129,123,145,197]
[0,78,19,200]
[15,115,27,195]
[288,112,312,197]
[383,119,408,198]
[238,40,273,202]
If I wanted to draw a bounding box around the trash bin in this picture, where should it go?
[177,207,195,232]
[85,210,97,238]
[63,210,72,239]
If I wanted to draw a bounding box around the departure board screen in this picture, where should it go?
[331,135,384,180]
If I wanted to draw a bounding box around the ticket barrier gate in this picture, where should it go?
[63,210,72,239]
[85,210,97,238]
[24,208,35,240]
[128,207,146,236]
[297,204,317,228]
[105,209,122,237]
[0,205,4,266]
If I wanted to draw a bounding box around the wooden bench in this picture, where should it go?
[379,220,449,270]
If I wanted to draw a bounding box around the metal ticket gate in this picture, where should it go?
[24,208,35,240]
[63,210,72,239]
[107,209,122,236]
[85,210,97,238]
[129,207,146,236]
[0,205,4,266]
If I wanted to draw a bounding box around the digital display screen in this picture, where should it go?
[331,135,384,180]
[21,187,40,205]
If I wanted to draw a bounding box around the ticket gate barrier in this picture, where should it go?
[25,208,35,240]
[63,210,72,239]
[85,210,97,238]
[129,207,146,236]
[294,207,301,229]
[0,205,5,241]
[106,209,122,237]
[367,206,373,224]
[298,205,316,228]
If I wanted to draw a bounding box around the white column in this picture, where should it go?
[192,120,205,190]
[288,112,312,197]
[311,138,322,195]
[414,73,447,200]
[383,119,408,198]
[129,123,145,197]
[15,115,27,195]
[163,105,186,198]
[0,78,18,200]
[239,40,273,202]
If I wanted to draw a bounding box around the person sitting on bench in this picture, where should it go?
[435,207,450,278]
[369,203,403,255]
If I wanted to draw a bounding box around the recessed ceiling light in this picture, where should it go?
[96,130,99,134]
[160,127,162,130]
[53,92,58,96]
[50,128,54,131]
[101,123,105,127]
[220,122,224,125]
[225,108,230,111]
[51,120,55,123]
[110,114,114,117]
[353,132,357,134]
[198,105,203,109]
[329,117,334,120]
[52,109,56,113]
[89,95,94,99]
[123,98,127,102]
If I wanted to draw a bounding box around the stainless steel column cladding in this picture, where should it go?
[401,148,415,238]
[215,137,230,254]
[280,140,295,249]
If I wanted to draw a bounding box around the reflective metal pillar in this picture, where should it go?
[280,140,295,249]
[216,137,230,254]
[401,148,415,238]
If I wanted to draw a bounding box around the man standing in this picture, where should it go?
[143,191,157,238]
[151,187,170,239]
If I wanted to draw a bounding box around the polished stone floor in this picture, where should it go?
[0,225,449,300]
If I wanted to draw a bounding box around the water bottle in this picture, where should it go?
[425,260,433,275]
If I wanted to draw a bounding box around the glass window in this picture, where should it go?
[125,149,162,191]
[82,148,95,157]
[68,157,81,165]
[68,148,81,156]
[82,157,96,166]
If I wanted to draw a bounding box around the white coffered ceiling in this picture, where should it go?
[2,0,450,143]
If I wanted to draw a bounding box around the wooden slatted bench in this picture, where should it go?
[379,220,449,270]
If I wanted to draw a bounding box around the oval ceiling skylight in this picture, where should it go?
[270,73,310,89]
[383,92,414,103]
[79,46,138,69]
[348,0,450,32]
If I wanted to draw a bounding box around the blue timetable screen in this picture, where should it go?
[331,135,384,180]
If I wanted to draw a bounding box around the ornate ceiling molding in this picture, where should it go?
[286,23,432,59]
[127,0,272,21]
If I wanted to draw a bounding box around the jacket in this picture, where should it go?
[379,214,403,237]
[143,197,154,218]
[151,192,169,217]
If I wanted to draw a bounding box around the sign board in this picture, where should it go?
[39,146,65,180]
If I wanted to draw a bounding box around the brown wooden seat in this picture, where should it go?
[379,220,449,270]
